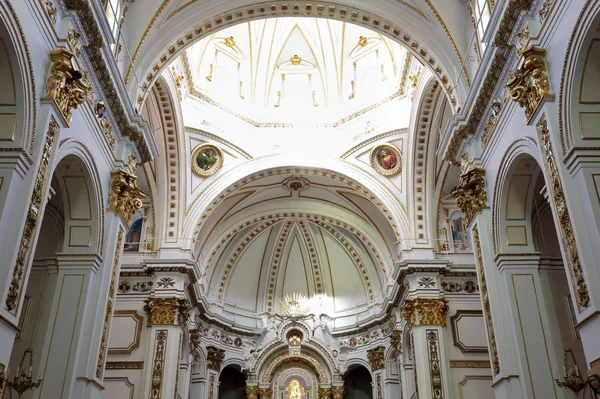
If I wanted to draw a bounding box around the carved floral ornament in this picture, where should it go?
[451,167,489,225]
[505,46,554,123]
[206,346,226,370]
[401,298,449,327]
[108,169,146,227]
[389,330,402,359]
[42,48,93,127]
[367,346,386,370]
[331,386,345,399]
[246,385,260,399]
[144,297,191,326]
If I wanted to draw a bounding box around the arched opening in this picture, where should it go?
[344,365,372,399]
[219,365,247,399]
[6,153,101,398]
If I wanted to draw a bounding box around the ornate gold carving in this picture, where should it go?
[318,387,331,399]
[40,0,57,24]
[96,227,125,379]
[206,346,225,370]
[291,54,302,65]
[539,0,555,24]
[225,36,236,47]
[189,329,201,360]
[536,119,589,309]
[144,297,189,325]
[505,46,554,123]
[209,374,216,399]
[449,359,491,368]
[401,298,449,327]
[108,169,145,227]
[426,330,444,399]
[472,226,500,376]
[246,385,259,399]
[150,330,168,399]
[100,116,115,151]
[389,330,402,359]
[260,387,273,399]
[67,28,82,57]
[5,118,60,313]
[105,361,144,369]
[367,346,385,370]
[452,168,489,225]
[42,48,93,126]
[331,386,344,399]
[376,374,382,399]
[358,36,368,47]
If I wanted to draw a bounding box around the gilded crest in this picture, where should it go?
[191,144,224,177]
[370,144,402,176]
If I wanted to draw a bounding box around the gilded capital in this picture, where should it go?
[108,169,146,227]
[505,46,554,123]
[401,298,449,327]
[206,346,226,370]
[451,168,488,225]
[367,346,386,370]
[42,48,93,126]
[144,297,189,326]
[318,387,332,399]
[331,386,345,399]
[389,330,402,359]
[259,387,273,399]
[246,386,260,399]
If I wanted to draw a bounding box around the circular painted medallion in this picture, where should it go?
[191,143,223,177]
[370,144,402,176]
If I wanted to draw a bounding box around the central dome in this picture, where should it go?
[173,17,419,132]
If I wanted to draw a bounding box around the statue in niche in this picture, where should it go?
[589,374,600,398]
[286,379,305,399]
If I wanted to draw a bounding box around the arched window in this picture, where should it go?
[473,0,493,53]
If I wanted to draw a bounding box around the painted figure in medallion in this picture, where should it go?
[370,144,402,176]
[191,143,223,177]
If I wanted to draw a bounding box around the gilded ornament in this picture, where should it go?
[318,387,331,399]
[505,46,554,123]
[260,387,273,399]
[206,346,225,370]
[42,48,93,126]
[451,168,488,225]
[536,119,589,309]
[426,330,444,399]
[331,386,344,399]
[225,36,236,47]
[291,54,302,65]
[99,116,115,151]
[401,298,449,327]
[67,28,82,57]
[539,0,555,23]
[472,227,500,376]
[107,169,145,227]
[5,118,60,313]
[40,0,57,24]
[144,297,189,325]
[367,346,385,370]
[358,36,368,47]
[389,330,402,359]
[96,227,125,379]
[150,330,168,399]
[246,385,259,399]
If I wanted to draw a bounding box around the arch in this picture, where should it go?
[128,2,465,112]
[50,140,105,254]
[344,365,373,399]
[0,1,36,154]
[184,161,410,247]
[559,0,600,154]
[218,365,247,399]
[492,137,543,255]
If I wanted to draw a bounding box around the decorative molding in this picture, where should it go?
[367,346,385,370]
[144,297,189,325]
[450,310,488,353]
[259,387,273,399]
[472,226,500,376]
[449,360,491,369]
[452,168,489,225]
[441,280,479,294]
[5,118,60,313]
[150,330,168,399]
[318,387,331,399]
[401,298,449,327]
[536,118,589,310]
[206,346,225,370]
[108,310,144,354]
[426,330,444,399]
[96,227,125,378]
[331,386,345,399]
[245,385,259,399]
[105,361,145,370]
[108,169,145,227]
[539,0,556,25]
[389,329,402,360]
[505,46,554,123]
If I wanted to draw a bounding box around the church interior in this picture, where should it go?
[1,0,600,398]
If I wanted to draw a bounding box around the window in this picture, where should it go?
[473,0,493,53]
[105,0,124,57]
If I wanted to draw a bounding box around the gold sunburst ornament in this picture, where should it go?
[278,293,311,317]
